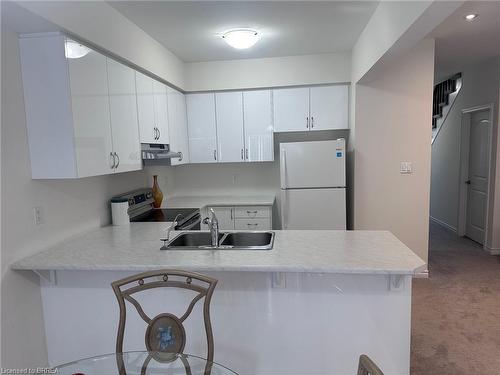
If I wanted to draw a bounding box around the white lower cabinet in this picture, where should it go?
[207,207,235,230]
[205,205,272,231]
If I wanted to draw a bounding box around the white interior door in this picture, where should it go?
[68,46,114,177]
[273,87,310,132]
[135,72,156,144]
[465,109,491,244]
[216,92,245,163]
[106,58,142,173]
[186,93,218,163]
[310,85,349,130]
[281,188,346,229]
[243,90,274,162]
[153,80,170,144]
[167,87,190,165]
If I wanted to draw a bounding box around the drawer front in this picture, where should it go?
[234,206,271,219]
[234,218,271,231]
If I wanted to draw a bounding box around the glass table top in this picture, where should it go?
[55,351,238,375]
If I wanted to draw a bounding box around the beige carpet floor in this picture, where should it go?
[411,223,500,375]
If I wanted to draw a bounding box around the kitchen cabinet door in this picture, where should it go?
[186,93,217,163]
[68,45,114,177]
[153,80,170,144]
[207,207,234,230]
[167,88,190,165]
[215,92,245,163]
[309,85,349,130]
[135,72,156,144]
[106,58,142,173]
[243,90,274,162]
[273,87,310,132]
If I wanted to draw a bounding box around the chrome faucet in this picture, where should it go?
[203,208,219,248]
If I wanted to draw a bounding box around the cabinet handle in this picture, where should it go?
[178,152,183,162]
[311,116,314,128]
[241,148,244,160]
[306,117,309,129]
[247,210,258,214]
[214,150,217,161]
[157,128,161,140]
[247,223,258,227]
[230,208,233,220]
[245,148,249,160]
[114,152,120,169]
[110,152,115,169]
[153,127,157,140]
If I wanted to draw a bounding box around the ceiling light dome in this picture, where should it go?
[222,29,260,49]
[65,40,91,59]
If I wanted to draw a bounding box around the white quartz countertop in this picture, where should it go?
[162,195,275,209]
[11,223,425,275]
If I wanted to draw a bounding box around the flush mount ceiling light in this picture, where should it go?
[222,29,260,49]
[464,14,478,21]
[65,40,91,59]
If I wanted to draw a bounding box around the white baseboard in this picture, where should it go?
[430,216,457,233]
[485,246,500,255]
[414,269,429,278]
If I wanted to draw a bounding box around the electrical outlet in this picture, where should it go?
[33,206,43,225]
[400,162,413,174]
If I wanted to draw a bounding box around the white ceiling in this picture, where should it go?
[432,1,500,79]
[108,1,379,63]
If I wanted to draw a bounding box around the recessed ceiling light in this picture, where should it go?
[464,14,478,21]
[65,40,91,59]
[222,29,260,50]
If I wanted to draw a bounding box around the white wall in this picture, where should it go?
[354,39,435,263]
[430,56,500,251]
[0,27,149,367]
[351,1,461,84]
[185,52,351,91]
[15,1,185,89]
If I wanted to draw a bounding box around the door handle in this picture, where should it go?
[280,149,287,189]
[114,152,120,169]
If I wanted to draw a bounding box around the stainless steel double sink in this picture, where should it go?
[161,231,275,250]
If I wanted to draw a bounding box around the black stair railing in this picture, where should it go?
[432,73,462,129]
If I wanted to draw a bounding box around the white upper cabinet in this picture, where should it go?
[136,72,169,144]
[186,93,217,163]
[309,85,349,130]
[67,41,114,178]
[273,87,310,132]
[243,90,274,162]
[273,85,349,132]
[167,87,190,165]
[106,58,142,173]
[135,72,156,143]
[153,80,170,144]
[215,92,245,163]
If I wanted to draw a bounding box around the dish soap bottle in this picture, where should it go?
[152,175,163,208]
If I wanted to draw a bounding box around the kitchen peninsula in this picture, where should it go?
[12,224,425,375]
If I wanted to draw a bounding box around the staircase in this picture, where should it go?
[432,73,462,143]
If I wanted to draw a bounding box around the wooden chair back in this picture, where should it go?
[111,269,218,363]
[357,354,384,375]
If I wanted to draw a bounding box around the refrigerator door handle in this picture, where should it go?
[280,148,287,189]
[281,190,288,230]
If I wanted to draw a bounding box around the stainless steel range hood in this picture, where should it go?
[141,143,183,165]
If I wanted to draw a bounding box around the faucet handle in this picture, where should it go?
[202,217,210,225]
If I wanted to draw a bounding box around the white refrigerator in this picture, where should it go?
[280,139,346,229]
